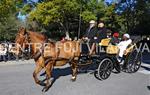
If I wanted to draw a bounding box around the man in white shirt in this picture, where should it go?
[117,33,132,62]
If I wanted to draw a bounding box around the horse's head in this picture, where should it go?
[15,27,28,45]
[14,27,29,56]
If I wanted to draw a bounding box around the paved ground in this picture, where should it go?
[0,58,150,95]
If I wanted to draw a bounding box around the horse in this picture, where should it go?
[15,27,81,92]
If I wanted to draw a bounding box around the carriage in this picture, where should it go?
[14,27,143,92]
[78,38,142,80]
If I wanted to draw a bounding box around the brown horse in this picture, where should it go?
[15,27,80,92]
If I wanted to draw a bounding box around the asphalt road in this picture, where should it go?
[0,59,150,95]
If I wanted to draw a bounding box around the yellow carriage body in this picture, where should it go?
[99,38,111,46]
[99,38,135,55]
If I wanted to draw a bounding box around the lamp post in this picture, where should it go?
[78,4,82,39]
[78,0,85,39]
[96,0,99,22]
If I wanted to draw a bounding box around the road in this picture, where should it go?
[0,59,150,95]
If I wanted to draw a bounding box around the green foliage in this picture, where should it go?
[29,0,79,25]
[0,0,17,22]
[0,0,21,41]
[0,0,150,41]
[81,11,97,22]
[0,15,22,41]
[117,0,150,34]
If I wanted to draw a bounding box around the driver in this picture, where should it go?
[83,20,97,42]
[82,20,97,55]
[89,20,108,55]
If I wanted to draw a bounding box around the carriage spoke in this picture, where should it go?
[124,49,141,73]
[97,58,113,80]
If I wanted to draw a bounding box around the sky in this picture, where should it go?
[27,0,38,3]
[32,0,39,2]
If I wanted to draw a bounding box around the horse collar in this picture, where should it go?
[25,32,31,43]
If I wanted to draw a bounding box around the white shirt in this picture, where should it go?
[117,39,132,57]
[118,39,132,49]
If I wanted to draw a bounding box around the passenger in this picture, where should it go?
[89,20,108,55]
[106,29,112,38]
[117,33,132,62]
[96,20,108,42]
[110,32,120,45]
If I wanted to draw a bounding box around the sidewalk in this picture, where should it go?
[0,59,34,66]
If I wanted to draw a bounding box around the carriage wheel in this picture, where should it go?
[94,71,101,80]
[112,62,121,73]
[125,49,142,73]
[97,58,113,80]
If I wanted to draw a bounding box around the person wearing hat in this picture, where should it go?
[117,33,132,62]
[82,20,97,55]
[83,20,97,41]
[110,32,120,45]
[89,20,108,55]
[96,20,108,42]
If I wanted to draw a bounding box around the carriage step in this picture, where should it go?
[78,69,96,74]
[77,62,92,66]
[91,55,100,58]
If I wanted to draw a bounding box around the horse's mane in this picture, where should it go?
[28,31,48,41]
[28,31,58,45]
[17,27,62,45]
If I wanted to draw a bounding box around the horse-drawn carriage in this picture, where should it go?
[15,27,142,92]
[78,38,142,80]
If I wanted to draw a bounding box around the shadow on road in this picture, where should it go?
[52,67,72,79]
[41,66,96,92]
[40,63,98,91]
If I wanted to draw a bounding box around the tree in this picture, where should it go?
[27,0,80,38]
[0,0,17,22]
[133,0,150,35]
[116,0,150,34]
[0,0,22,41]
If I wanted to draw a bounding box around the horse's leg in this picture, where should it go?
[42,61,53,92]
[70,61,78,81]
[33,65,46,86]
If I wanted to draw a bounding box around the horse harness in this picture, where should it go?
[23,31,48,60]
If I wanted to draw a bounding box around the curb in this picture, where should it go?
[0,59,34,66]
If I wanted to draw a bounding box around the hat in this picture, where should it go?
[123,33,130,38]
[89,20,96,24]
[113,32,119,37]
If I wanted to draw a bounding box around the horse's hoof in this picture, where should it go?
[42,86,49,92]
[42,84,52,92]
[71,76,76,82]
[42,87,46,92]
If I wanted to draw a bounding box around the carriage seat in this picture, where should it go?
[106,45,119,54]
[106,43,136,55]
[123,44,136,55]
[99,38,111,46]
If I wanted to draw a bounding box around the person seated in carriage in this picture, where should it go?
[110,32,120,45]
[117,33,132,62]
[83,20,97,42]
[82,20,108,55]
[82,20,97,55]
[89,20,108,55]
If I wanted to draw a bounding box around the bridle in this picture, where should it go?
[16,31,31,59]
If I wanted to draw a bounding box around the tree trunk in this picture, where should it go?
[65,31,70,40]
[59,22,70,40]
